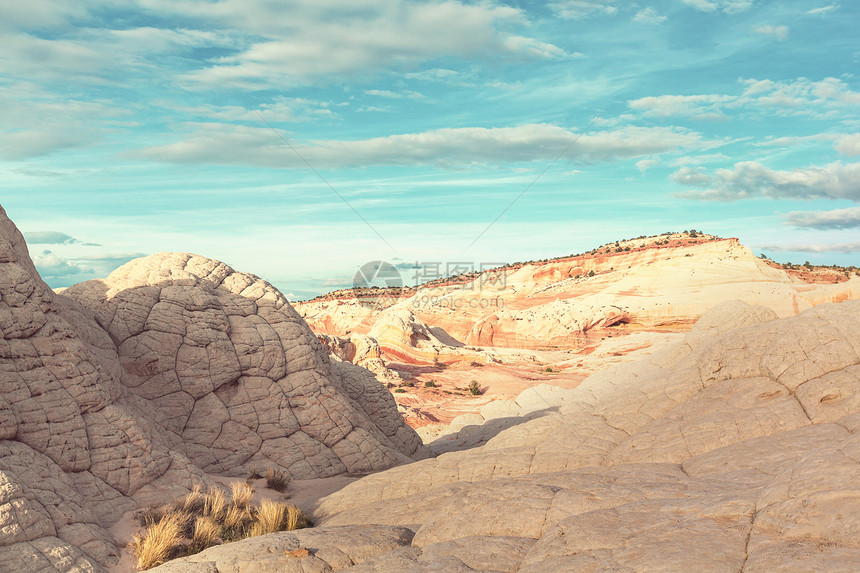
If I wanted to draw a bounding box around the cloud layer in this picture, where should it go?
[784,206,860,229]
[136,123,709,169]
[674,161,860,202]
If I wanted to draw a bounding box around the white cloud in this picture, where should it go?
[680,0,754,14]
[753,25,789,41]
[165,98,338,123]
[836,134,860,156]
[136,123,708,169]
[636,158,660,173]
[675,161,860,201]
[669,153,731,166]
[0,1,564,92]
[634,8,667,23]
[0,82,127,158]
[404,68,464,83]
[550,1,618,19]
[0,33,113,82]
[171,0,564,88]
[672,166,713,186]
[758,241,860,253]
[807,4,839,15]
[629,77,860,119]
[365,89,425,100]
[784,206,860,229]
[32,250,91,278]
[629,94,733,119]
[0,0,87,30]
[25,231,80,245]
[757,134,836,147]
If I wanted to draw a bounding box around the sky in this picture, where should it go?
[2,0,858,299]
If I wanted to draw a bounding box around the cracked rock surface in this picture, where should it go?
[0,205,424,572]
[158,298,860,572]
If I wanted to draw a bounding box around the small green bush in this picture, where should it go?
[468,380,482,395]
[424,380,437,388]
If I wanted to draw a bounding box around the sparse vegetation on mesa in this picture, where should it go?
[264,468,291,493]
[302,231,718,303]
[130,483,310,570]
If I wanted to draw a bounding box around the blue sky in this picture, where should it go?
[2,0,858,299]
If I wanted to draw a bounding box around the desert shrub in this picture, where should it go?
[588,270,595,277]
[468,380,482,395]
[264,468,290,493]
[131,483,311,565]
[246,467,263,480]
[222,505,252,541]
[139,505,167,528]
[394,388,406,393]
[175,484,206,515]
[249,499,287,537]
[400,380,414,387]
[544,366,554,373]
[424,380,437,388]
[187,516,220,555]
[131,511,184,570]
[286,505,310,530]
[203,488,227,522]
[230,482,254,511]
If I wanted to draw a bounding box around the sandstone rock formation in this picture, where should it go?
[297,234,859,351]
[0,205,424,572]
[62,252,424,478]
[316,333,400,382]
[310,299,860,571]
[296,234,859,435]
[158,298,860,571]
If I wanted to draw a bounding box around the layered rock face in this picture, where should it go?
[158,299,860,572]
[297,235,859,351]
[0,206,423,572]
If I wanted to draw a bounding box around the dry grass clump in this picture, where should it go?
[249,499,287,537]
[230,481,254,510]
[203,487,227,522]
[264,467,291,492]
[176,484,206,514]
[131,482,310,570]
[130,512,184,570]
[249,499,311,538]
